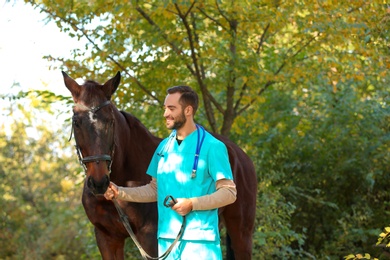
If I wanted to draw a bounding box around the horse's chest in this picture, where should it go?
[82,193,116,226]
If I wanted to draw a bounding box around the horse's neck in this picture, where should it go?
[110,111,160,185]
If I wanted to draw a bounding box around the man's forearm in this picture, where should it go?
[190,179,237,211]
[117,178,157,202]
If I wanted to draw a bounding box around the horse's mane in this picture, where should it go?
[120,110,141,129]
[119,111,161,142]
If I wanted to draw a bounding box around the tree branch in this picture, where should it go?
[236,80,275,116]
[183,0,197,18]
[234,23,270,112]
[256,23,270,55]
[135,6,197,77]
[38,7,160,103]
[174,3,221,132]
[237,34,319,116]
[215,0,230,25]
[196,6,227,31]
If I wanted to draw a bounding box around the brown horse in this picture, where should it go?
[62,71,257,260]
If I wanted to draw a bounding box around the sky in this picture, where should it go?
[0,1,86,136]
[0,1,84,96]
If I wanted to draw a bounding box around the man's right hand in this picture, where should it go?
[104,182,119,200]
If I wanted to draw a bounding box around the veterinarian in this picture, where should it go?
[104,85,236,259]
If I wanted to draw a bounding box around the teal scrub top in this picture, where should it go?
[146,126,233,242]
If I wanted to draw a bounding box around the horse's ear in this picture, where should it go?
[102,71,121,99]
[62,71,81,101]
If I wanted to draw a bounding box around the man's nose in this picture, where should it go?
[163,108,169,117]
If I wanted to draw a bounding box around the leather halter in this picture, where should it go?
[70,100,115,174]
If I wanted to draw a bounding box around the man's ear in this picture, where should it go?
[185,106,193,116]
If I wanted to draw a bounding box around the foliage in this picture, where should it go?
[344,253,378,260]
[3,0,389,259]
[377,227,390,249]
[0,93,100,259]
[344,226,390,260]
[24,0,389,137]
[235,78,389,258]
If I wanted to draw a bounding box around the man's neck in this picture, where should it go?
[176,122,197,140]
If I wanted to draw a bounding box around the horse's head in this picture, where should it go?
[63,71,121,195]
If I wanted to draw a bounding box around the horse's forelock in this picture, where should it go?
[83,80,100,86]
[79,81,108,105]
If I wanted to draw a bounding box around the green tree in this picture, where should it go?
[26,0,389,137]
[0,92,100,259]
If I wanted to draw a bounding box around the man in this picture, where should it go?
[104,86,237,259]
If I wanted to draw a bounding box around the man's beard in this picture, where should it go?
[169,112,186,130]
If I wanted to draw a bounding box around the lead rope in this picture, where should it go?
[112,196,186,260]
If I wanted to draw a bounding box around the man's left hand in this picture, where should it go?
[171,198,193,216]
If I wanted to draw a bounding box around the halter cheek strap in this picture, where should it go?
[69,100,115,174]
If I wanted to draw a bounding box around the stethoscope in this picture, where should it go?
[157,124,206,179]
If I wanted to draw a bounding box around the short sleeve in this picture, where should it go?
[208,140,234,181]
[147,142,165,178]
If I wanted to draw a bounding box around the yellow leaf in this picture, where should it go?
[291,77,296,84]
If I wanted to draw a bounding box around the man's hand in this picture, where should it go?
[104,182,119,200]
[171,198,193,216]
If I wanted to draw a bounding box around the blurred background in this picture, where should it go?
[1,1,389,259]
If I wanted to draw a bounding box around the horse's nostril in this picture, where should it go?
[102,175,110,192]
[87,176,95,189]
[86,175,110,195]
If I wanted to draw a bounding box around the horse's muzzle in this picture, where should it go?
[87,175,110,195]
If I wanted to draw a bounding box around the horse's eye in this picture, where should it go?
[73,118,80,128]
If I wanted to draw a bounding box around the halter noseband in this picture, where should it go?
[70,100,115,174]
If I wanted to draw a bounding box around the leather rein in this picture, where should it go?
[113,196,186,260]
[69,100,185,260]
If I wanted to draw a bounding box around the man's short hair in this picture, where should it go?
[167,85,199,114]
